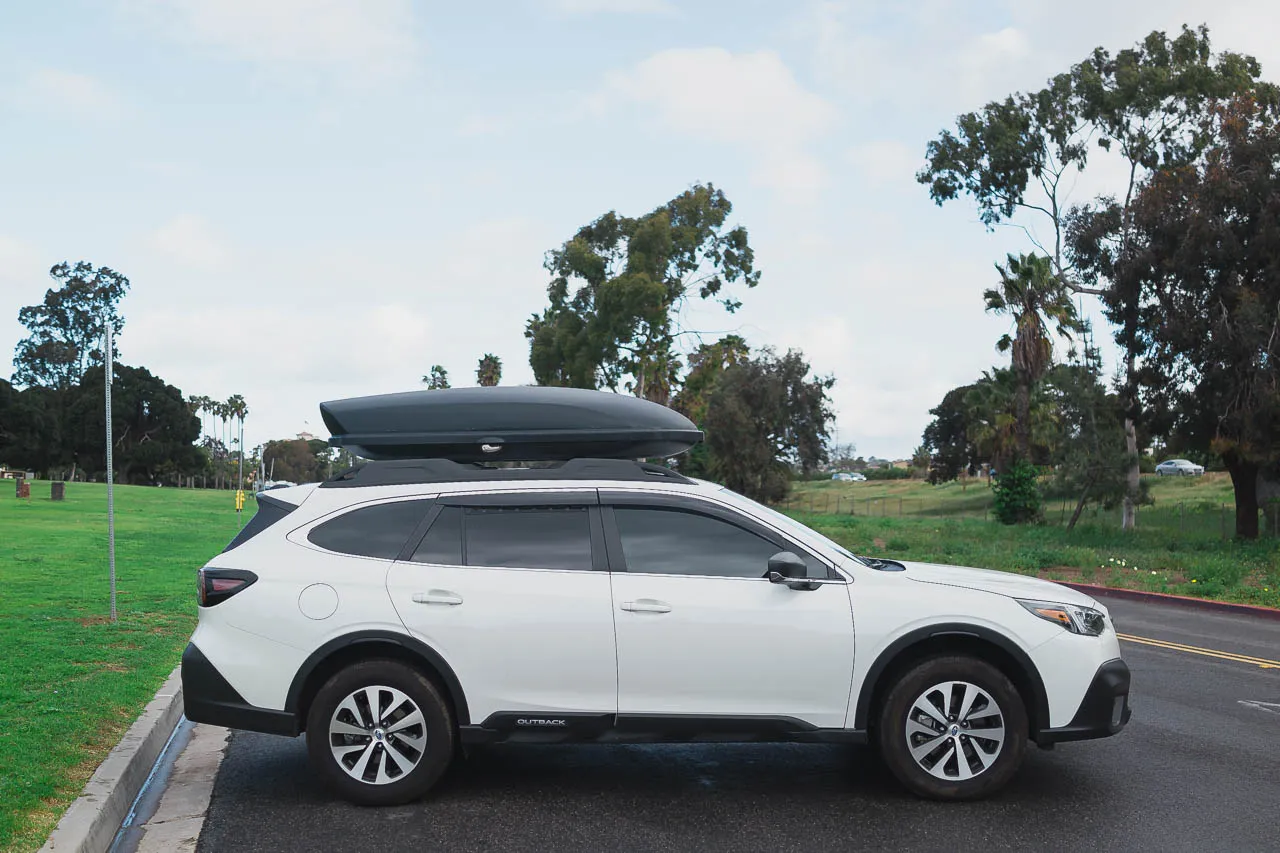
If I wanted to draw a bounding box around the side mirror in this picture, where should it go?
[768,551,807,578]
[768,551,818,590]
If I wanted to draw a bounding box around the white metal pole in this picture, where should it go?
[105,321,117,623]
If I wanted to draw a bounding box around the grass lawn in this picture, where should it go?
[0,481,238,853]
[785,473,1280,608]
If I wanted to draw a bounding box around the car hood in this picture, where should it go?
[899,560,1098,606]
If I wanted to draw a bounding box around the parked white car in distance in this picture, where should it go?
[831,472,867,482]
[1155,459,1205,477]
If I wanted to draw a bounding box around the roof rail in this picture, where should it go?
[319,457,695,489]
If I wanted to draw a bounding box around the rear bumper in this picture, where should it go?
[1036,657,1131,745]
[182,643,299,736]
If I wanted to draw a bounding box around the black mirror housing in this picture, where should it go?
[767,551,807,579]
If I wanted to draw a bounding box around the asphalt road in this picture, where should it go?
[197,596,1280,853]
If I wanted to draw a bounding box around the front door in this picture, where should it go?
[386,492,617,725]
[603,496,855,730]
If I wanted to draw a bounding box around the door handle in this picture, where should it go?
[412,590,463,606]
[620,599,671,614]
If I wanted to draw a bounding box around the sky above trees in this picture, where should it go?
[3,0,1279,457]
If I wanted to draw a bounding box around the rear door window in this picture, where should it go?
[463,506,593,571]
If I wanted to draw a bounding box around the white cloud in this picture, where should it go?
[547,0,676,14]
[594,48,837,194]
[145,215,230,268]
[847,139,921,185]
[122,0,421,82]
[15,69,123,118]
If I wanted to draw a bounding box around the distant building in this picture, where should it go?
[297,431,318,442]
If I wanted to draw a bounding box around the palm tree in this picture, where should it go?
[226,395,249,489]
[984,253,1082,461]
[423,365,450,389]
[476,354,502,387]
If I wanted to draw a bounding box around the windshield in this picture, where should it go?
[717,486,868,566]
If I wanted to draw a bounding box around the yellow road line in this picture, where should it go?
[1117,633,1280,669]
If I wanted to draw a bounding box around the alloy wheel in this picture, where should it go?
[904,680,1006,781]
[328,685,427,785]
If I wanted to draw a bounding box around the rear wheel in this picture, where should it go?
[306,659,455,806]
[876,655,1027,801]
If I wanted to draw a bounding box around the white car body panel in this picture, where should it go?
[610,573,855,728]
[386,561,617,723]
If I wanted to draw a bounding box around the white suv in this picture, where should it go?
[183,453,1130,805]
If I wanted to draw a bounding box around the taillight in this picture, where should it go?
[197,569,259,607]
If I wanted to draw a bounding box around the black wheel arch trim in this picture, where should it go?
[853,623,1051,735]
[284,630,470,726]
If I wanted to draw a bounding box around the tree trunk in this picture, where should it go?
[1227,458,1261,539]
[1121,416,1139,530]
[1067,477,1094,531]
[1014,376,1031,462]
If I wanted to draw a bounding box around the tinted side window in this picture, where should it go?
[464,506,592,571]
[308,500,431,559]
[410,506,463,565]
[613,507,781,578]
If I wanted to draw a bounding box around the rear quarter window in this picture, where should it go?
[307,500,433,559]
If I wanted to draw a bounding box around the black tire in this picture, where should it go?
[876,655,1027,801]
[306,659,455,806]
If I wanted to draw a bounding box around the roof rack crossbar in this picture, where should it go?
[320,457,695,489]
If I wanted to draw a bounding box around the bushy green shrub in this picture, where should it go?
[865,467,913,481]
[992,460,1042,524]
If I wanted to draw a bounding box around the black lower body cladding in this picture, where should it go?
[1036,658,1131,745]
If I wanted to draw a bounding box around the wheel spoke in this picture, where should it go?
[376,746,402,783]
[952,741,974,780]
[331,742,369,760]
[386,708,424,735]
[956,683,981,723]
[350,741,377,780]
[336,694,370,729]
[909,731,948,763]
[331,720,370,738]
[911,696,948,728]
[363,687,384,725]
[386,738,417,770]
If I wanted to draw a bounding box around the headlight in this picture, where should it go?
[1018,599,1107,636]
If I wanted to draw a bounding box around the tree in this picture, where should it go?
[68,364,203,483]
[476,354,502,387]
[13,262,130,390]
[1107,97,1280,538]
[1043,339,1136,528]
[983,253,1082,461]
[918,25,1270,529]
[704,348,834,503]
[671,334,750,477]
[526,184,759,404]
[262,438,333,484]
[423,365,450,390]
[226,394,249,487]
[962,368,1059,474]
[921,383,979,483]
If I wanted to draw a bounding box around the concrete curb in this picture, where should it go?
[1061,582,1280,622]
[41,666,184,853]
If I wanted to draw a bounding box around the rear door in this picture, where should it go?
[385,490,617,726]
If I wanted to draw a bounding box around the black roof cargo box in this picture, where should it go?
[320,386,702,462]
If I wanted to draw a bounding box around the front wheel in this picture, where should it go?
[306,659,455,806]
[876,656,1027,801]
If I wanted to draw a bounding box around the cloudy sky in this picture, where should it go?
[3,0,1277,459]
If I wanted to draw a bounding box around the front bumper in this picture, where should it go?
[1036,658,1131,745]
[182,643,299,736]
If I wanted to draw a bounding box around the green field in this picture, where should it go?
[0,482,237,853]
[783,473,1280,607]
[1,474,1277,852]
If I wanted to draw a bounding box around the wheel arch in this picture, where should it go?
[853,624,1050,737]
[286,631,470,731]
